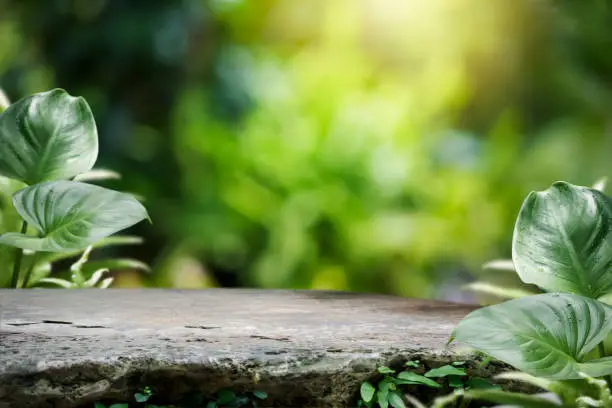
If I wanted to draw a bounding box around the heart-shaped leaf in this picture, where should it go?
[388,391,407,408]
[0,89,98,185]
[0,181,149,252]
[451,293,612,380]
[513,181,612,298]
[395,371,440,388]
[425,365,466,378]
[360,382,376,403]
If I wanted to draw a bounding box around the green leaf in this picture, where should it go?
[134,392,149,402]
[0,181,149,252]
[253,390,267,400]
[425,365,466,378]
[206,403,218,408]
[388,391,407,408]
[377,366,396,374]
[217,389,236,404]
[513,181,612,298]
[377,388,389,408]
[0,89,98,185]
[360,381,376,402]
[396,371,441,388]
[451,293,612,380]
[404,360,419,368]
[379,378,394,393]
[360,382,376,403]
[94,404,106,408]
[109,405,129,408]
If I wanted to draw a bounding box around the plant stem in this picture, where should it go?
[10,221,28,288]
[21,252,40,289]
[598,342,612,390]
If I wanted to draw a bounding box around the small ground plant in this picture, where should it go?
[358,360,499,407]
[0,89,150,288]
[441,181,612,407]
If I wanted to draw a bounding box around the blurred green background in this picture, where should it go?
[1,0,611,301]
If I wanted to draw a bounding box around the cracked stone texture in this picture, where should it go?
[0,289,482,408]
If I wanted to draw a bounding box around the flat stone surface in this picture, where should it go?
[0,289,480,408]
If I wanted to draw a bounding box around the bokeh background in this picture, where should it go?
[1,0,611,301]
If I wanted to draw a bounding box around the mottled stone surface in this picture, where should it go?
[0,289,482,407]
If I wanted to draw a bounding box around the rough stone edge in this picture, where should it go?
[0,346,529,408]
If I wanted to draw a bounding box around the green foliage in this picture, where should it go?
[513,182,612,298]
[453,293,612,380]
[0,89,98,185]
[0,180,148,252]
[357,361,498,408]
[449,181,612,407]
[3,0,612,293]
[0,89,149,288]
[425,365,467,379]
[134,386,153,403]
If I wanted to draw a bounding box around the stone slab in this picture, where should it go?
[0,289,481,407]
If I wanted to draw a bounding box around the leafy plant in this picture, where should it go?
[0,89,150,288]
[465,178,608,303]
[358,361,498,408]
[446,181,612,407]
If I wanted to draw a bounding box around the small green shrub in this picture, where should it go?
[358,361,498,408]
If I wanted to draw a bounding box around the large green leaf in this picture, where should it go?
[513,181,612,298]
[0,181,149,252]
[451,293,612,380]
[0,89,98,185]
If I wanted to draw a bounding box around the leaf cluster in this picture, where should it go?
[0,88,150,288]
[449,181,612,407]
[358,361,498,408]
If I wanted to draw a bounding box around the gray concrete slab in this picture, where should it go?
[0,289,481,407]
